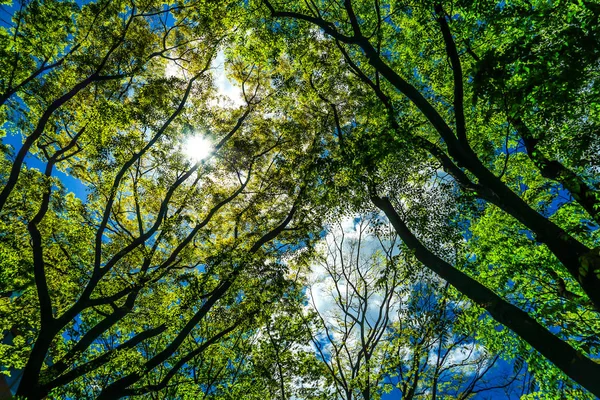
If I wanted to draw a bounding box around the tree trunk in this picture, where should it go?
[371,195,600,397]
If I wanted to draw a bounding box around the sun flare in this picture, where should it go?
[183,135,213,162]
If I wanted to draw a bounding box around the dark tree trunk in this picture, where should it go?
[371,195,600,397]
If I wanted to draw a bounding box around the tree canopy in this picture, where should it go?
[1,0,599,398]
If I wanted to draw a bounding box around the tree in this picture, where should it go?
[305,216,401,400]
[230,285,328,400]
[245,0,600,395]
[303,214,531,400]
[2,0,600,398]
[0,0,326,398]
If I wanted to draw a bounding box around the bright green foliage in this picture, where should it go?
[237,0,600,396]
[0,0,327,397]
[2,0,600,398]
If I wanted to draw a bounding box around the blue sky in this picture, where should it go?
[2,133,88,200]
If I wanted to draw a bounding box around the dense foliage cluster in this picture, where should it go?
[0,0,599,398]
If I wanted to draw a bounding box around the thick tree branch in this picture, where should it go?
[371,195,600,396]
[512,117,600,225]
[40,324,168,394]
[435,4,467,144]
[262,0,359,44]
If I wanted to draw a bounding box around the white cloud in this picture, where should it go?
[164,51,244,108]
[306,214,403,356]
[165,59,185,79]
[210,51,244,108]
